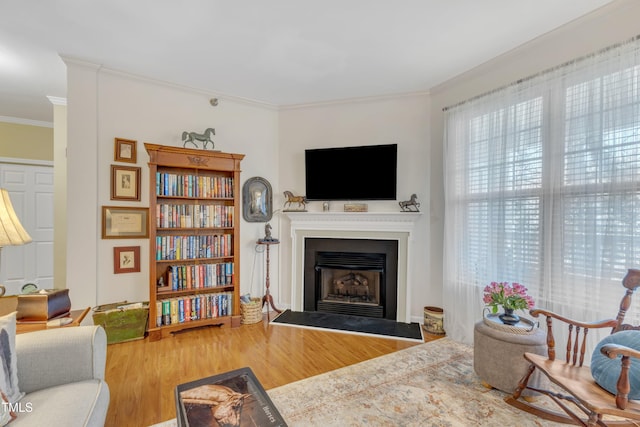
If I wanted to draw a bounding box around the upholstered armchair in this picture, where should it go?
[12,325,110,426]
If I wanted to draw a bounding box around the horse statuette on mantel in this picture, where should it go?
[399,194,420,212]
[283,191,308,211]
[182,127,215,150]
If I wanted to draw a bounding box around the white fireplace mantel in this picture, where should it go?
[286,211,421,233]
[285,211,422,323]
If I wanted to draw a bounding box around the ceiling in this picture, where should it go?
[0,0,615,124]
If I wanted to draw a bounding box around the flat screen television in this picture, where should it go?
[305,144,397,201]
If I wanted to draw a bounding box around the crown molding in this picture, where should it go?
[278,90,430,111]
[0,116,53,128]
[61,55,279,111]
[47,96,67,106]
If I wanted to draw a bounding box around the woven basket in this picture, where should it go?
[240,298,263,324]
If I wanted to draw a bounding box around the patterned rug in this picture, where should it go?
[151,337,564,426]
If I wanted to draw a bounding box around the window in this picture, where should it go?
[443,37,640,343]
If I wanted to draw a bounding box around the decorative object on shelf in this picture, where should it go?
[344,203,368,212]
[242,177,272,222]
[283,191,307,211]
[114,137,137,163]
[258,223,279,243]
[181,127,215,150]
[0,188,32,297]
[102,206,149,239]
[113,246,141,274]
[110,165,141,201]
[399,194,420,212]
[323,202,329,212]
[483,281,534,326]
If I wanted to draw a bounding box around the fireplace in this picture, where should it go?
[286,211,422,323]
[304,238,398,320]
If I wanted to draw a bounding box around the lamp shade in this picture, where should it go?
[0,189,32,247]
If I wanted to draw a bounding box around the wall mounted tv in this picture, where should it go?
[304,143,397,201]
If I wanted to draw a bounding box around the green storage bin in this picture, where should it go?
[92,301,149,344]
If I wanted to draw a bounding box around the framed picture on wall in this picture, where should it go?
[111,165,141,201]
[102,206,149,239]
[113,246,140,274]
[114,138,137,163]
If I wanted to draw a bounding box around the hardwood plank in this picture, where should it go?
[104,318,442,427]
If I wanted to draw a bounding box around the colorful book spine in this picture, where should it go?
[156,172,234,199]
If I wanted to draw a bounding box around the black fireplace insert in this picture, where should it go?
[303,238,398,320]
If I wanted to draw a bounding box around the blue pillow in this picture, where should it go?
[591,330,640,400]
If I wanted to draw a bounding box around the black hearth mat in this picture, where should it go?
[271,310,423,341]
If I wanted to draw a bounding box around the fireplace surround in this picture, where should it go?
[286,211,422,323]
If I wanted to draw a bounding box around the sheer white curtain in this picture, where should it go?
[443,36,640,352]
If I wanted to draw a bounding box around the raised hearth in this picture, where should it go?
[286,211,422,323]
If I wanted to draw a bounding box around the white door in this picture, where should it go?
[0,162,54,295]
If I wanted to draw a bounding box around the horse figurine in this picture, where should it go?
[399,194,420,212]
[283,191,308,211]
[182,128,215,150]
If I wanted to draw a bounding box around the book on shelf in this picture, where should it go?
[155,234,233,260]
[156,172,234,198]
[175,367,287,427]
[155,292,233,327]
[156,204,234,229]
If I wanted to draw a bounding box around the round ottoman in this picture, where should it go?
[473,318,548,396]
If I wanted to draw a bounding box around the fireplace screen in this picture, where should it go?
[314,251,385,318]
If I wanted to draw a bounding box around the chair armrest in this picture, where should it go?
[599,343,640,410]
[601,343,640,360]
[15,325,107,394]
[530,309,618,329]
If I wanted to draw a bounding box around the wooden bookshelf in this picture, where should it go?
[145,143,244,340]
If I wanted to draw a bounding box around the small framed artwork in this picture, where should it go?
[114,138,137,163]
[102,206,149,239]
[242,176,273,222]
[114,246,140,274]
[111,165,141,201]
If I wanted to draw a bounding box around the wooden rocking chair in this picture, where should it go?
[505,268,640,426]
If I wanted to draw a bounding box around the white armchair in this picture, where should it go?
[13,325,110,426]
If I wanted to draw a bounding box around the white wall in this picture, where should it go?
[66,61,279,309]
[278,94,432,322]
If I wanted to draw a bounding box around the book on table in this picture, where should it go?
[175,367,287,427]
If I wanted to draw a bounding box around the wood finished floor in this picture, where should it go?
[104,316,443,427]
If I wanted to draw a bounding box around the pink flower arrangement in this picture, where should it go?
[483,281,534,313]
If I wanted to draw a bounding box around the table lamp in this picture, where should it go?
[0,188,32,296]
